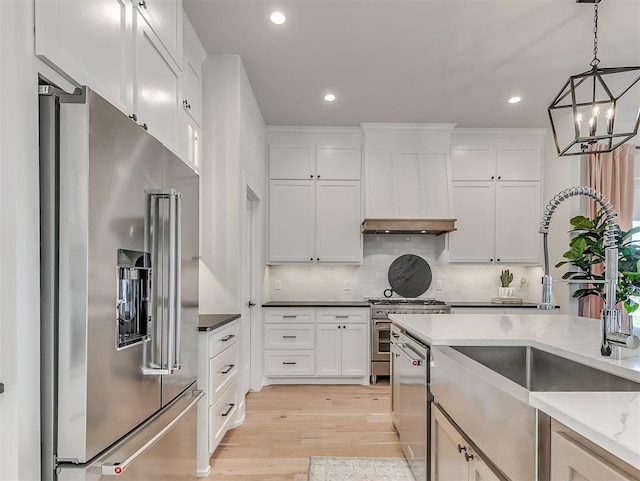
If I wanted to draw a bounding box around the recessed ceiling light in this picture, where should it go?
[508,96,522,104]
[270,11,286,24]
[324,93,336,102]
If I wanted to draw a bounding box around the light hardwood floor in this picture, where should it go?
[208,382,402,481]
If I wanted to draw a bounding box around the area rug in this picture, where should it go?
[307,456,414,481]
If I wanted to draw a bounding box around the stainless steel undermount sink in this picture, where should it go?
[451,345,640,392]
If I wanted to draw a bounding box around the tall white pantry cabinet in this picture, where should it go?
[449,129,545,264]
[267,128,364,264]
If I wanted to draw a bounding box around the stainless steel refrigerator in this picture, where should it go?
[39,85,203,480]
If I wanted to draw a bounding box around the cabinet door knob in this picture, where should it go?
[489,258,493,262]
[310,257,314,261]
[183,99,191,110]
[464,452,474,462]
[140,123,148,131]
[316,258,320,261]
[317,174,320,179]
[457,444,466,453]
[496,258,500,262]
[139,0,148,9]
[310,174,314,178]
[491,175,495,180]
[129,113,137,122]
[498,176,502,180]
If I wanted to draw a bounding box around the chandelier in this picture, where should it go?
[548,0,640,156]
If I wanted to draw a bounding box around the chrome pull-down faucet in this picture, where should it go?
[538,186,640,356]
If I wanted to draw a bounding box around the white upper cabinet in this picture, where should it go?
[134,10,181,154]
[269,145,316,180]
[181,40,203,127]
[268,180,316,263]
[362,124,455,219]
[451,130,543,182]
[316,145,361,180]
[136,0,182,67]
[35,0,202,161]
[35,0,133,114]
[181,13,206,129]
[316,181,362,262]
[269,143,361,180]
[449,129,545,264]
[267,128,363,264]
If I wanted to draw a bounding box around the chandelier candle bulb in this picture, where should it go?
[606,108,614,134]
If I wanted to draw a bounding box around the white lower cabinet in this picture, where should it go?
[316,323,367,377]
[431,404,501,481]
[197,320,240,477]
[551,430,639,481]
[263,307,369,383]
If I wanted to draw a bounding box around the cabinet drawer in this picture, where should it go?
[208,321,239,358]
[209,342,239,405]
[317,309,367,324]
[264,309,315,324]
[208,381,238,451]
[264,350,315,376]
[265,324,315,349]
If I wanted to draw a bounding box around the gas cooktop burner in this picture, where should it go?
[368,298,447,306]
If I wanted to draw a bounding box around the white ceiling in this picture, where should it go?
[183,0,640,128]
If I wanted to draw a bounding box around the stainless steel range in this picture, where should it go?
[369,298,450,383]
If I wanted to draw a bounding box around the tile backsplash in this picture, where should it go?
[266,235,544,302]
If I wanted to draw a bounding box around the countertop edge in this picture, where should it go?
[530,392,640,470]
[262,301,370,307]
[197,313,241,332]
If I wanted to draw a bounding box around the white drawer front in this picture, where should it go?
[209,342,239,405]
[317,308,367,324]
[264,309,315,324]
[208,321,239,358]
[264,324,315,349]
[264,350,315,376]
[208,381,238,450]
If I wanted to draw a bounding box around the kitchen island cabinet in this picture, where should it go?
[432,404,501,481]
[390,312,640,481]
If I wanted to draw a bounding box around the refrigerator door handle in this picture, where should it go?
[100,390,204,476]
[143,189,182,375]
[172,193,182,371]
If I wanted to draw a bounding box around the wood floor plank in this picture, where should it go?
[208,382,401,480]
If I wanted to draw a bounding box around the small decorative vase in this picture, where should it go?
[498,287,515,298]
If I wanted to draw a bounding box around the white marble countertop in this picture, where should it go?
[389,313,640,469]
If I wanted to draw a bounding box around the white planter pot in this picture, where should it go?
[498,287,515,298]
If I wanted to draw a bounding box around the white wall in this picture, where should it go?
[199,55,266,313]
[0,2,43,479]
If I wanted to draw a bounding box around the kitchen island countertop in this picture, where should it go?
[389,313,640,469]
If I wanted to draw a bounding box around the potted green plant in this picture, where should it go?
[498,269,514,298]
[555,210,640,313]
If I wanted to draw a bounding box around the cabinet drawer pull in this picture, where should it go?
[282,315,297,319]
[282,335,297,339]
[221,403,235,417]
[221,364,234,374]
[282,361,297,365]
[221,334,235,342]
[335,315,349,319]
